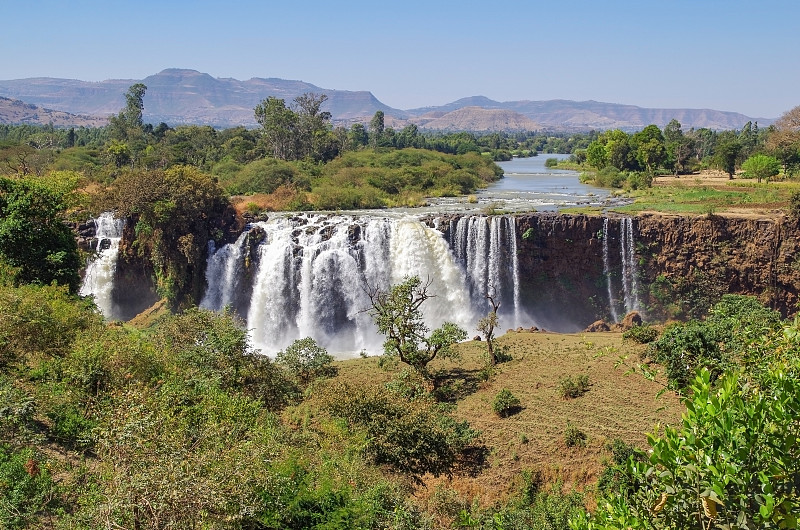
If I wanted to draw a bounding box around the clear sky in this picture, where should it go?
[2,0,798,119]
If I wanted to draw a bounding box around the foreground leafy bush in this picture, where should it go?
[0,445,59,529]
[572,363,800,529]
[317,381,479,481]
[276,336,337,386]
[622,323,659,344]
[492,388,521,417]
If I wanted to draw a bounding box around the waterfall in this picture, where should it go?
[602,217,642,322]
[602,218,619,323]
[79,212,125,319]
[202,214,478,355]
[619,217,641,314]
[447,215,523,326]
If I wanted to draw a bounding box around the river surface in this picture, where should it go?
[399,154,623,215]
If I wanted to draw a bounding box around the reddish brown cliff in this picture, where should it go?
[513,213,800,329]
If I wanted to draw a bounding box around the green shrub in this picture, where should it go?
[622,324,659,344]
[318,381,478,481]
[647,295,782,389]
[626,171,653,190]
[276,337,337,386]
[558,374,590,399]
[564,424,587,447]
[0,445,59,529]
[0,377,36,444]
[544,157,559,168]
[492,388,521,417]
[46,405,96,450]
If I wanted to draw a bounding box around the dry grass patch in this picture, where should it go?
[330,330,683,509]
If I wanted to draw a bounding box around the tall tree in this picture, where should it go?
[664,119,694,175]
[766,105,800,175]
[254,97,298,160]
[108,83,147,142]
[293,93,338,161]
[369,111,385,148]
[633,124,667,176]
[714,131,742,179]
[0,175,81,292]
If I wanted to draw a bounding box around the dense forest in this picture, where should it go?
[1,85,799,528]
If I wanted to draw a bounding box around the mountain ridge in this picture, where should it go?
[0,69,771,131]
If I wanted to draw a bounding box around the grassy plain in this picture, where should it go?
[334,330,683,509]
[611,171,796,217]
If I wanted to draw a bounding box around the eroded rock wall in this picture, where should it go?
[514,213,800,329]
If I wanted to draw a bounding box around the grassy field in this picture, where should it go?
[334,330,683,508]
[557,169,799,217]
[615,172,797,217]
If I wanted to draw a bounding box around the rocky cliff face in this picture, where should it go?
[514,213,799,329]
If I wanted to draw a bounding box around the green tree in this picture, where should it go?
[664,120,694,175]
[369,111,385,148]
[254,96,299,160]
[347,123,369,150]
[293,92,338,161]
[741,153,781,183]
[0,175,81,292]
[714,132,742,178]
[766,105,800,175]
[585,140,609,169]
[367,276,467,379]
[633,125,667,176]
[108,83,147,142]
[477,292,501,365]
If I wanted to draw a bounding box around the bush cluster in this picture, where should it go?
[492,388,522,417]
[558,374,590,399]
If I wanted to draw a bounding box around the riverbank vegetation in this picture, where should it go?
[2,260,798,528]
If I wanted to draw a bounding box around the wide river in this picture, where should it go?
[414,154,623,215]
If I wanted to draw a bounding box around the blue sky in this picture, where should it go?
[3,0,798,118]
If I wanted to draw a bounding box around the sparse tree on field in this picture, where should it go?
[367,276,466,379]
[741,154,781,183]
[276,337,336,386]
[477,290,501,366]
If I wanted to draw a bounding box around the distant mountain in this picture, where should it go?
[0,69,772,131]
[0,69,404,128]
[406,97,769,131]
[407,107,541,132]
[0,96,107,127]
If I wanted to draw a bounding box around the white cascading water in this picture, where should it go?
[602,217,619,323]
[79,212,125,319]
[619,217,641,313]
[447,215,523,327]
[602,217,642,322]
[201,214,484,355]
